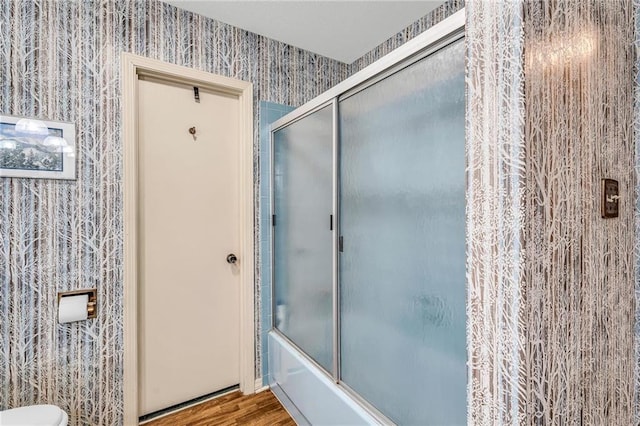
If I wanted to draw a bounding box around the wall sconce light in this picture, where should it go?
[528,28,598,68]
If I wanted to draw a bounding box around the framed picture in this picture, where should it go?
[0,115,76,180]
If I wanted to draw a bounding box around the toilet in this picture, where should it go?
[0,405,68,426]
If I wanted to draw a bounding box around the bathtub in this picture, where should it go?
[268,331,379,425]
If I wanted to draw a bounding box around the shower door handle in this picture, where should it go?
[226,254,238,264]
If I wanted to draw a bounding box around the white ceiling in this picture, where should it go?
[164,1,444,64]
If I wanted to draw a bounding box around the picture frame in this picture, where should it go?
[0,114,76,180]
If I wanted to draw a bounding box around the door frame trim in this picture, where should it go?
[121,53,255,425]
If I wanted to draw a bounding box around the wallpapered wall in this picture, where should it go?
[0,1,348,424]
[635,1,640,422]
[466,1,527,424]
[348,0,464,74]
[466,0,637,424]
[524,1,636,424]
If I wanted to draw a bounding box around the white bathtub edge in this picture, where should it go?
[268,331,381,425]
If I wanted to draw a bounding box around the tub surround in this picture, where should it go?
[258,100,295,387]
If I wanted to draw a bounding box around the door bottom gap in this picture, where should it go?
[138,384,240,424]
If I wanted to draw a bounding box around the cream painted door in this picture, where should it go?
[138,76,240,416]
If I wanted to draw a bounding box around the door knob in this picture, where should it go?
[226,254,238,264]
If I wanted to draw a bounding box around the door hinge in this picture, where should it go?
[330,214,333,231]
[339,236,344,252]
[272,214,276,227]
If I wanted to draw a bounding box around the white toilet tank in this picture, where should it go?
[0,405,68,426]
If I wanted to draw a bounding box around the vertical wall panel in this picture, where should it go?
[0,1,348,424]
[468,1,638,424]
[524,1,636,424]
[635,2,640,423]
[466,1,527,424]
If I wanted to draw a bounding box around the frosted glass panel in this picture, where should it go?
[339,39,466,425]
[273,105,333,372]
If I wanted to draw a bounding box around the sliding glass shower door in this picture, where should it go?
[271,30,466,426]
[272,104,334,373]
[338,39,466,425]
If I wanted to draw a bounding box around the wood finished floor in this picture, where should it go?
[142,390,296,426]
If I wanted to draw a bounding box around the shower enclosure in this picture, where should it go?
[269,11,465,425]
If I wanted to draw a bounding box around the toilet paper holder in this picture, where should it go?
[57,288,97,319]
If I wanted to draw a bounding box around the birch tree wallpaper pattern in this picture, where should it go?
[524,1,636,424]
[0,1,347,424]
[348,0,464,74]
[466,1,527,424]
[636,1,640,423]
[467,0,638,424]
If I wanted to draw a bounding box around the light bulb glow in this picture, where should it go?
[529,29,598,68]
